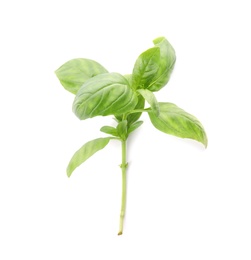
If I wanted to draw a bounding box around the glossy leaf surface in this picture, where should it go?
[67,137,111,177]
[148,102,208,147]
[55,58,108,94]
[148,37,176,92]
[132,47,160,90]
[73,73,138,120]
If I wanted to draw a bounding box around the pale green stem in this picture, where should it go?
[126,108,150,115]
[118,139,127,235]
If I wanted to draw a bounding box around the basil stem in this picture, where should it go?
[118,139,127,235]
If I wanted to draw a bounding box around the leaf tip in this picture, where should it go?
[54,67,60,76]
[66,168,72,178]
[201,130,208,148]
[204,138,208,149]
[153,36,165,45]
[199,134,208,149]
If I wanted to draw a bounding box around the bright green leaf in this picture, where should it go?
[148,102,207,147]
[100,126,118,137]
[115,95,145,126]
[117,120,128,140]
[148,37,176,92]
[73,73,138,120]
[55,58,108,94]
[127,95,145,126]
[132,47,160,90]
[128,121,143,134]
[137,89,159,116]
[123,74,133,87]
[67,137,112,177]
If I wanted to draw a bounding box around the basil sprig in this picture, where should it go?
[55,36,207,235]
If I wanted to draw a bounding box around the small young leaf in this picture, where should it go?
[67,137,112,177]
[117,120,128,140]
[137,89,159,116]
[132,47,160,90]
[100,126,118,137]
[148,37,176,92]
[55,58,108,94]
[148,102,208,147]
[73,73,138,120]
[128,120,143,134]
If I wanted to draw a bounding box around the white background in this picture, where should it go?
[1,0,251,259]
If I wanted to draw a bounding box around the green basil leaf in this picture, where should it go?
[117,120,128,140]
[67,137,111,177]
[123,74,133,87]
[128,120,143,134]
[132,47,160,90]
[148,102,208,147]
[100,126,118,137]
[55,58,108,94]
[115,94,145,126]
[147,37,176,92]
[137,89,159,116]
[127,94,145,126]
[73,73,138,120]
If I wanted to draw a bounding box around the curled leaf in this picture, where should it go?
[73,73,138,120]
[148,37,176,92]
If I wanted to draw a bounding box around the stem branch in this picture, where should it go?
[126,108,151,115]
